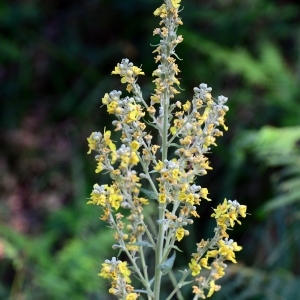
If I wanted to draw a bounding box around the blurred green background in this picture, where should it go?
[1,0,300,299]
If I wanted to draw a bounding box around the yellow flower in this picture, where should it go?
[200,188,211,201]
[189,258,201,276]
[171,0,181,9]
[158,193,167,203]
[107,101,118,114]
[150,95,160,103]
[154,160,163,171]
[126,293,139,300]
[132,66,145,76]
[121,76,127,84]
[130,140,140,152]
[102,93,110,105]
[232,242,242,252]
[211,198,231,218]
[207,280,215,298]
[87,133,98,154]
[119,261,131,283]
[96,161,103,173]
[111,64,121,75]
[108,288,118,295]
[151,144,160,154]
[98,263,113,279]
[171,169,182,180]
[129,152,139,165]
[239,205,247,218]
[110,151,117,164]
[128,103,139,121]
[182,100,191,111]
[186,193,194,205]
[153,4,167,17]
[170,126,177,135]
[200,257,211,269]
[176,227,185,241]
[104,129,116,151]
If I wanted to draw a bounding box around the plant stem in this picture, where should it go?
[168,270,185,300]
[153,91,169,299]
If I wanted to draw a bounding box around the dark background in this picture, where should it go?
[1,0,300,299]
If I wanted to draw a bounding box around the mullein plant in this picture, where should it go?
[87,0,247,299]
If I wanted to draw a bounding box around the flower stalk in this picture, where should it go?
[86,1,247,299]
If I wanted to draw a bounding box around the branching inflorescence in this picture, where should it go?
[87,1,247,299]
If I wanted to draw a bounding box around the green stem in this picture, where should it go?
[166,233,220,300]
[138,239,152,300]
[168,270,185,300]
[153,90,169,299]
[111,215,153,297]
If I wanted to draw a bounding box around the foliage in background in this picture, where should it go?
[0,0,299,299]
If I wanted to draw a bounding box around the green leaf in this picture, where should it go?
[157,251,176,275]
[133,289,152,295]
[127,241,153,248]
[140,188,157,200]
[172,245,183,252]
[181,280,194,286]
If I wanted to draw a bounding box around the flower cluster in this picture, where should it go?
[189,199,246,299]
[87,1,247,299]
[99,257,139,300]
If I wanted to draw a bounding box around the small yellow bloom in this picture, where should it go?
[102,93,110,105]
[207,280,215,298]
[170,126,177,135]
[121,76,127,83]
[126,293,139,300]
[128,104,138,121]
[171,169,182,180]
[171,0,181,9]
[200,257,211,269]
[154,160,163,171]
[200,188,211,201]
[151,144,160,154]
[176,227,185,241]
[239,205,247,218]
[129,152,139,165]
[150,95,160,103]
[153,4,167,16]
[189,258,201,276]
[95,161,103,173]
[107,101,118,114]
[158,193,167,203]
[104,129,116,151]
[182,100,191,111]
[186,193,194,205]
[119,261,131,283]
[147,106,156,114]
[132,66,145,76]
[111,64,121,75]
[108,288,118,295]
[130,140,140,152]
[87,133,98,154]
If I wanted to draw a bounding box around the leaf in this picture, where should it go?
[181,280,194,286]
[128,241,153,248]
[133,289,152,295]
[149,277,155,287]
[139,188,157,200]
[257,191,300,215]
[172,245,183,252]
[157,251,176,275]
